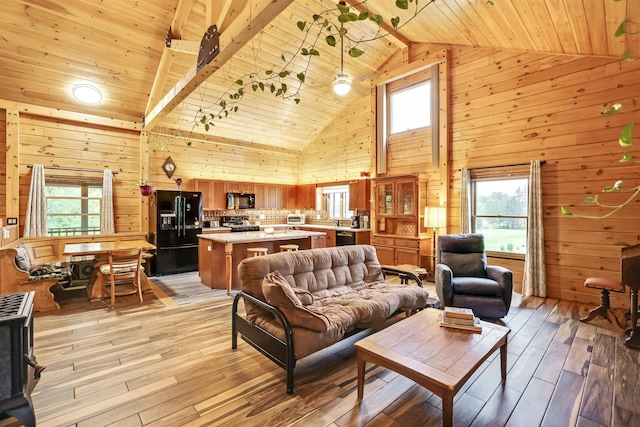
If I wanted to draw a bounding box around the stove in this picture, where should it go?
[221,216,260,232]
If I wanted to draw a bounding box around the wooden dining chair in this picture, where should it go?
[98,248,144,309]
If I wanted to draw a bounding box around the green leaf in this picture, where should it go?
[312,14,321,21]
[200,116,206,124]
[326,35,336,47]
[297,72,305,82]
[615,20,627,37]
[278,71,291,78]
[619,121,634,147]
[252,84,258,92]
[309,48,320,56]
[233,106,238,113]
[396,0,409,10]
[339,27,347,37]
[276,89,283,97]
[270,84,276,93]
[301,47,309,55]
[219,100,226,108]
[281,83,288,94]
[371,14,383,25]
[602,186,614,192]
[265,70,273,76]
[585,196,597,203]
[348,12,359,21]
[281,54,286,61]
[358,11,369,20]
[297,21,306,31]
[235,79,243,86]
[259,82,265,91]
[349,47,364,58]
[337,3,350,13]
[391,16,400,28]
[295,98,301,104]
[560,206,573,216]
[338,14,349,23]
[602,103,622,115]
[622,50,633,60]
[620,152,632,162]
[238,88,244,96]
[204,124,210,132]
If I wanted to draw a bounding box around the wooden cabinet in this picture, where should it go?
[355,231,370,245]
[255,184,289,209]
[296,184,316,209]
[225,181,255,193]
[372,174,429,267]
[194,179,226,210]
[349,179,370,211]
[297,227,336,247]
[310,234,326,248]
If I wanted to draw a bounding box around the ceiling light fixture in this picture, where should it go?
[333,19,351,96]
[72,84,102,104]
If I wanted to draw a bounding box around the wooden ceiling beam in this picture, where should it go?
[144,0,295,130]
[344,0,411,48]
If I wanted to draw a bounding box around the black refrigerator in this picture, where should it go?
[149,190,202,275]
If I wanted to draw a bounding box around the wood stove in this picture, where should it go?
[0,291,44,427]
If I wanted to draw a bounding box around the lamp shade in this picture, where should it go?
[333,74,351,96]
[424,206,446,228]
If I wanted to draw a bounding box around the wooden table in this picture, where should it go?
[63,240,156,301]
[355,308,510,427]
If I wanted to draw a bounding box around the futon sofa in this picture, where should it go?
[231,244,431,394]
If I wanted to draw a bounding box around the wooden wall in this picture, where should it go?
[0,112,5,221]
[409,44,640,307]
[298,96,373,184]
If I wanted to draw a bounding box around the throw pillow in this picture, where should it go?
[262,271,328,332]
[15,245,31,272]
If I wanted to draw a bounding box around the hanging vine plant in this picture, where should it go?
[194,0,492,132]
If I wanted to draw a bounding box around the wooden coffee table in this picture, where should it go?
[355,308,510,427]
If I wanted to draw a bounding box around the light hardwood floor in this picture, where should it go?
[2,273,640,427]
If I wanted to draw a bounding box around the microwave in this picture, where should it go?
[226,192,255,209]
[287,214,306,225]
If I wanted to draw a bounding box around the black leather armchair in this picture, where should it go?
[435,233,513,319]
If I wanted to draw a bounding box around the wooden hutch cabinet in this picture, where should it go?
[371,173,430,267]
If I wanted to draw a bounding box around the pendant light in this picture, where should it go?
[333,19,351,96]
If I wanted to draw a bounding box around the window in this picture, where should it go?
[46,182,102,236]
[472,177,528,254]
[319,185,352,219]
[389,81,431,134]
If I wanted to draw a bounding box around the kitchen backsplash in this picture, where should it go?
[204,209,370,227]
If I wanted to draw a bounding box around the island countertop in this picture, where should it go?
[197,229,326,243]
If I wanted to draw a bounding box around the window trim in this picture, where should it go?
[470,174,529,258]
[46,180,103,236]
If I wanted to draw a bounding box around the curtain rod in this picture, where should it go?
[463,160,547,171]
[27,165,118,174]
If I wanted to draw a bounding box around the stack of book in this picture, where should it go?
[439,307,482,332]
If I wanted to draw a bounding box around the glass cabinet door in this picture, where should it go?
[395,180,415,215]
[377,182,394,216]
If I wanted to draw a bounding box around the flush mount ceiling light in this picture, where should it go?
[72,84,102,104]
[333,18,351,96]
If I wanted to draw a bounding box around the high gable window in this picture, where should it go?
[389,81,431,134]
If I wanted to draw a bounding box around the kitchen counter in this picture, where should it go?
[293,224,371,232]
[197,229,326,243]
[198,230,327,294]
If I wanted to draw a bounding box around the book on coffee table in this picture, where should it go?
[439,312,483,332]
[443,306,474,320]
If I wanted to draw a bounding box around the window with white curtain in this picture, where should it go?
[471,177,529,255]
[46,182,103,236]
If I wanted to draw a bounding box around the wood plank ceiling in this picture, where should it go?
[0,0,637,152]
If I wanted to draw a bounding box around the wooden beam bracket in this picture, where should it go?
[197,25,220,71]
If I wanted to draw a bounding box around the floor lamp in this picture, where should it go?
[424,206,446,280]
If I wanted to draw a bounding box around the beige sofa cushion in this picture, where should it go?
[262,271,329,332]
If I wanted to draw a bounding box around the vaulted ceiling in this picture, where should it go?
[1,0,637,152]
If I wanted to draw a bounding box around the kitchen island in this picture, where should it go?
[198,230,327,295]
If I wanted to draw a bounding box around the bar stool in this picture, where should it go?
[280,244,299,252]
[247,247,268,257]
[580,277,625,334]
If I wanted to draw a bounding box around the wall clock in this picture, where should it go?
[162,157,176,178]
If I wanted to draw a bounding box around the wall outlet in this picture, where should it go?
[7,218,17,225]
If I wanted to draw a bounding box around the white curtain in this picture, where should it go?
[523,160,547,297]
[101,170,115,234]
[460,167,471,234]
[24,164,48,237]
